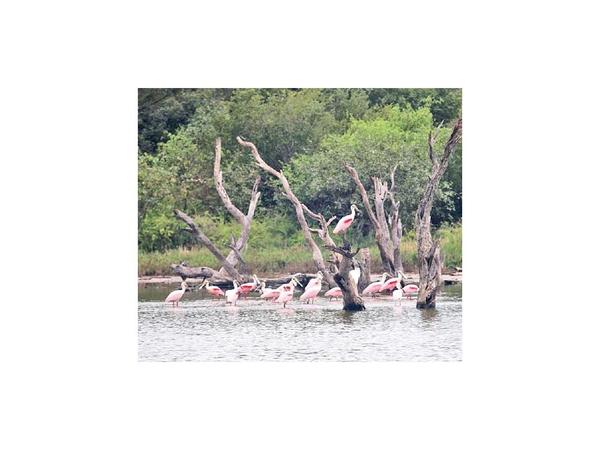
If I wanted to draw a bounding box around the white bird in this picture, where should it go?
[225,281,241,305]
[164,281,187,307]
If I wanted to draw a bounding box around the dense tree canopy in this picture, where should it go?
[138,88,462,252]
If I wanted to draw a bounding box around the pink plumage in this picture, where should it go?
[165,282,187,307]
[381,277,401,292]
[362,274,389,295]
[402,284,419,299]
[324,287,343,297]
[206,285,224,297]
[332,205,358,235]
[299,276,322,303]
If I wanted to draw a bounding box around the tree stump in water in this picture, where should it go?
[326,243,366,311]
[415,118,462,309]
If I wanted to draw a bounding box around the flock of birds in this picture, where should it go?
[163,203,419,307]
[164,271,419,308]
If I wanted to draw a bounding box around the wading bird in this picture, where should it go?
[300,272,323,304]
[362,273,389,296]
[392,287,403,303]
[402,284,419,300]
[324,286,343,298]
[259,282,281,300]
[276,283,295,308]
[260,276,302,301]
[239,275,260,298]
[381,272,403,292]
[349,266,360,285]
[333,204,359,235]
[225,281,241,306]
[164,281,187,307]
[203,280,225,298]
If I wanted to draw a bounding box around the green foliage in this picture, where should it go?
[138,88,462,256]
[138,220,462,276]
[285,105,455,229]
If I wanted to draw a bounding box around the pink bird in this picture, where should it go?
[362,273,389,296]
[381,273,402,292]
[300,272,323,304]
[164,281,188,307]
[275,283,295,308]
[260,276,302,301]
[324,286,343,298]
[259,283,281,300]
[333,204,359,235]
[238,275,260,298]
[225,281,241,306]
[203,281,225,298]
[402,284,419,300]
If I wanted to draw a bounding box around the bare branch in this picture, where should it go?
[213,138,246,224]
[174,209,243,281]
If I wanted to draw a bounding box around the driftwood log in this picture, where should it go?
[170,263,314,290]
[415,118,462,309]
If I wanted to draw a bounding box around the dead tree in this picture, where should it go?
[172,138,261,283]
[346,164,403,274]
[325,244,366,311]
[237,136,338,287]
[174,209,244,282]
[415,118,462,309]
[213,138,261,275]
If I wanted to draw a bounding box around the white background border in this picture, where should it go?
[1,1,599,449]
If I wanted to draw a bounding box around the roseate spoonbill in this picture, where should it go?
[259,276,302,301]
[164,281,187,307]
[239,275,260,298]
[203,280,225,298]
[225,281,241,306]
[324,286,343,298]
[402,284,419,300]
[381,273,402,292]
[259,282,281,300]
[276,284,295,308]
[362,273,389,296]
[300,271,323,304]
[333,204,359,235]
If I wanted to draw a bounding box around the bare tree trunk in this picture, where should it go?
[346,164,403,274]
[237,136,337,287]
[213,138,261,275]
[416,119,462,309]
[356,248,371,292]
[326,244,366,311]
[173,209,244,282]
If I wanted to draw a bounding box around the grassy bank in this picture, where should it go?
[138,221,461,277]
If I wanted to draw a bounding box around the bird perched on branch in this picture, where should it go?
[333,204,359,235]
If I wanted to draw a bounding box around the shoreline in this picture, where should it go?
[138,272,463,286]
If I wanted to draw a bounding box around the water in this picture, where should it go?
[138,283,462,361]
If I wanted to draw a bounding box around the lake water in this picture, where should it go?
[138,283,462,362]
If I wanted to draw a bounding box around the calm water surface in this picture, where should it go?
[138,283,462,361]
